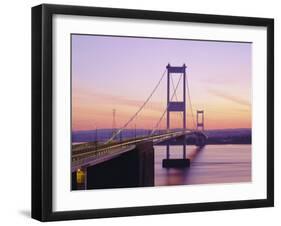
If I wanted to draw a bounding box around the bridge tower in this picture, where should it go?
[165,64,187,162]
[195,110,206,147]
[196,110,204,131]
[166,63,187,131]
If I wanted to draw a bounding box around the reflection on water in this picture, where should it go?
[154,145,251,186]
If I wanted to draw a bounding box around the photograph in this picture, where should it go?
[71,34,252,190]
[31,3,274,221]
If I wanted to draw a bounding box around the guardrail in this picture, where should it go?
[72,130,191,163]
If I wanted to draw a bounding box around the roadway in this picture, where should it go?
[71,130,205,172]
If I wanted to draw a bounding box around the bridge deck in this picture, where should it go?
[71,130,206,172]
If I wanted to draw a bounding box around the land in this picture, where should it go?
[204,128,251,144]
[72,128,251,145]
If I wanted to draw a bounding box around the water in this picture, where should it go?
[154,144,251,186]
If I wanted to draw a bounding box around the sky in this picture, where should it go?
[72,34,252,131]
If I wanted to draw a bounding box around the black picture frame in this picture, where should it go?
[32,3,274,222]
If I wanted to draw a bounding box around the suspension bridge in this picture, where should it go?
[72,64,207,190]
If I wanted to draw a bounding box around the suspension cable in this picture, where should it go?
[171,75,183,122]
[150,74,183,135]
[106,69,167,143]
[186,75,196,129]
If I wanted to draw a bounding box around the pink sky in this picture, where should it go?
[72,35,252,131]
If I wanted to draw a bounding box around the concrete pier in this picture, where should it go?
[162,158,190,168]
[72,141,154,190]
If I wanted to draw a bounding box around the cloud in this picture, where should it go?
[73,91,165,113]
[208,89,250,107]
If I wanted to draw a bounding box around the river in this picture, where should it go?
[154,144,251,186]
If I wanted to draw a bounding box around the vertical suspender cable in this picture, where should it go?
[150,74,183,135]
[106,69,167,143]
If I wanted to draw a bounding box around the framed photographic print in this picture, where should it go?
[32,4,274,221]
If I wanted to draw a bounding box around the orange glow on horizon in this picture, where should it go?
[72,91,251,131]
[71,35,252,131]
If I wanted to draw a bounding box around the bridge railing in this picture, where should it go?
[72,130,191,164]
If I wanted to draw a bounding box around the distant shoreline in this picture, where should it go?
[72,128,252,145]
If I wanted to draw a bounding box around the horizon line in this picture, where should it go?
[72,127,252,133]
